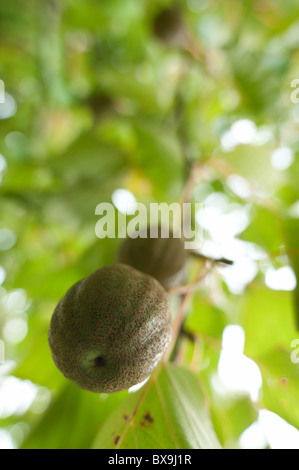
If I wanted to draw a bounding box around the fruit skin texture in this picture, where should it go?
[48,264,172,393]
[117,227,188,289]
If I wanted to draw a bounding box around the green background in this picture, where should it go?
[1,0,299,449]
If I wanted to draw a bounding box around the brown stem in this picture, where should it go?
[179,162,206,207]
[163,260,213,361]
[188,251,234,266]
[163,290,193,362]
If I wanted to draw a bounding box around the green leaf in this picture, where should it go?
[256,347,299,430]
[283,218,299,330]
[229,47,289,117]
[13,323,65,391]
[185,293,227,340]
[239,284,297,357]
[92,363,221,449]
[241,205,283,253]
[211,397,259,448]
[21,383,127,449]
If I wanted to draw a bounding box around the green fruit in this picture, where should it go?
[116,226,188,288]
[48,264,172,393]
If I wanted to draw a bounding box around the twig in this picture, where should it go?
[163,260,213,361]
[179,162,206,207]
[189,251,234,266]
[163,290,193,362]
[166,259,213,295]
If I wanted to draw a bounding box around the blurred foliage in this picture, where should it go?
[1,0,299,449]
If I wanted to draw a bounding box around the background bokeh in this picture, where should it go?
[1,0,299,449]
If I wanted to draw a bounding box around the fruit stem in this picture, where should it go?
[163,260,213,361]
[188,251,234,266]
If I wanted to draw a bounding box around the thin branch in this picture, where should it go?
[166,273,210,295]
[189,251,234,266]
[163,290,193,362]
[163,260,213,361]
